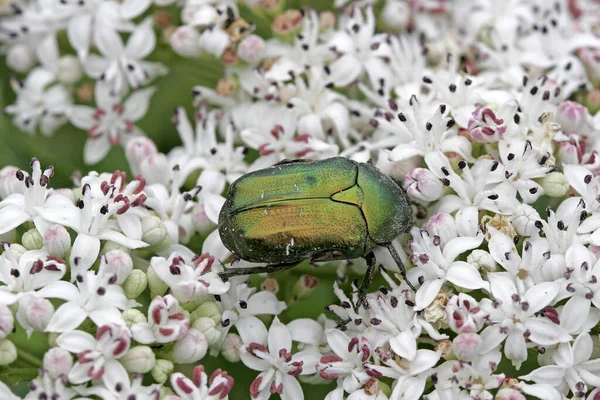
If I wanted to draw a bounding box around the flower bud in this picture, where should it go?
[538,171,569,198]
[76,83,94,103]
[142,216,168,246]
[426,213,457,247]
[23,297,54,332]
[0,339,17,365]
[511,204,542,236]
[190,301,221,325]
[9,243,27,259]
[191,203,216,235]
[0,304,14,340]
[466,250,497,273]
[22,229,43,250]
[170,26,203,58]
[452,332,481,361]
[192,317,221,345]
[7,44,36,73]
[122,309,147,327]
[381,1,411,30]
[123,270,148,300]
[292,275,319,301]
[237,35,265,64]
[120,345,156,373]
[0,166,21,199]
[152,359,174,384]
[43,347,73,379]
[147,266,169,298]
[221,333,242,363]
[558,141,581,165]
[404,168,443,202]
[43,224,71,257]
[100,250,133,284]
[56,56,83,85]
[556,101,588,134]
[495,388,525,400]
[272,9,304,37]
[125,137,158,176]
[446,293,486,334]
[260,0,283,13]
[154,10,172,29]
[261,277,279,294]
[172,328,208,364]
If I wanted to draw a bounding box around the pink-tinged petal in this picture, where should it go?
[442,236,483,264]
[236,316,268,346]
[524,282,560,315]
[325,329,351,359]
[392,375,426,400]
[478,325,508,354]
[487,274,517,305]
[280,374,303,400]
[268,317,292,356]
[123,87,155,121]
[97,229,147,249]
[84,136,112,165]
[170,373,197,397]
[67,362,93,384]
[37,281,79,301]
[446,261,489,290]
[131,323,155,344]
[287,319,322,346]
[390,331,416,361]
[94,24,124,57]
[126,18,155,59]
[68,14,92,59]
[102,359,129,392]
[70,234,101,276]
[414,278,444,311]
[519,383,562,400]
[67,106,96,130]
[0,205,31,234]
[46,302,87,332]
[520,365,566,384]
[560,296,590,334]
[56,330,96,353]
[525,318,571,346]
[572,332,593,365]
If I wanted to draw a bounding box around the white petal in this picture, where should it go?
[120,0,151,19]
[94,24,124,57]
[524,281,559,314]
[70,234,101,275]
[390,331,417,361]
[56,330,96,352]
[520,365,566,384]
[67,362,93,384]
[325,329,351,358]
[89,307,125,327]
[67,106,96,130]
[123,87,155,121]
[442,235,483,264]
[247,291,287,316]
[37,281,79,301]
[98,229,148,249]
[46,302,87,332]
[287,319,323,346]
[0,205,31,234]
[572,332,593,365]
[236,315,268,345]
[392,376,426,400]
[102,360,130,392]
[487,274,517,305]
[328,54,362,87]
[446,261,489,290]
[525,318,571,346]
[84,137,112,165]
[505,330,527,367]
[281,374,303,400]
[131,323,156,344]
[414,278,444,311]
[478,325,508,354]
[117,213,142,241]
[560,296,590,334]
[268,317,292,355]
[68,14,92,59]
[390,143,422,162]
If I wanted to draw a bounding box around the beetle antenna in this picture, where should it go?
[385,243,417,291]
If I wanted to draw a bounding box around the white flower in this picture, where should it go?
[41,271,134,332]
[150,252,230,303]
[170,364,234,400]
[563,164,600,245]
[26,369,78,400]
[76,370,160,400]
[479,274,571,369]
[84,18,166,93]
[131,294,190,344]
[0,158,54,236]
[67,83,155,164]
[57,323,131,384]
[521,332,600,397]
[3,68,71,135]
[239,316,320,400]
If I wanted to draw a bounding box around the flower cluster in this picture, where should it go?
[3,0,600,399]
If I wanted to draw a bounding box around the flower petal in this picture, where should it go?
[525,318,571,346]
[446,261,489,290]
[268,317,292,356]
[46,302,87,332]
[414,278,444,311]
[390,331,417,361]
[56,330,96,352]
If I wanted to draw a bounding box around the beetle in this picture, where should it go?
[217,157,415,308]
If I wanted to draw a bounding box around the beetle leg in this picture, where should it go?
[385,243,417,291]
[218,261,300,281]
[355,251,377,312]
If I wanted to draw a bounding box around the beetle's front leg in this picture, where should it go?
[355,251,377,312]
[218,261,300,281]
[385,243,417,291]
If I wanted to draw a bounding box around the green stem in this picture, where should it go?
[16,347,43,368]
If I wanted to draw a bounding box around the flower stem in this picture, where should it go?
[16,347,43,368]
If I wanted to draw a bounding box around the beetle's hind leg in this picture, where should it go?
[218,261,300,281]
[355,251,377,312]
[385,243,417,291]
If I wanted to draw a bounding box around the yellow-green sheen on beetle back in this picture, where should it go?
[218,157,413,265]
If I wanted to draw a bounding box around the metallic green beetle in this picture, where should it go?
[217,157,415,307]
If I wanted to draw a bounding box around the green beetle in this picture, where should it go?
[217,157,415,306]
